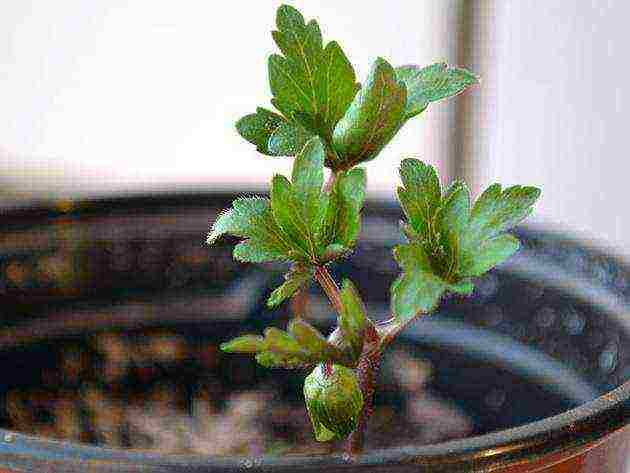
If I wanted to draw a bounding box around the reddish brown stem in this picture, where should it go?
[290,287,308,319]
[378,295,450,347]
[313,266,343,315]
[313,265,383,456]
[347,324,381,457]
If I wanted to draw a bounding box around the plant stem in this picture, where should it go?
[377,316,410,347]
[313,265,383,457]
[313,266,343,315]
[378,295,451,348]
[347,324,381,457]
[290,287,308,319]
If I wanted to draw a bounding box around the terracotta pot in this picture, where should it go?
[0,193,628,472]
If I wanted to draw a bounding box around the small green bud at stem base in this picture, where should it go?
[304,363,363,442]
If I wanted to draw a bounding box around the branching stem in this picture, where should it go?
[313,266,344,315]
[379,295,451,348]
[313,265,384,457]
[347,324,381,457]
[290,287,309,319]
[378,314,422,348]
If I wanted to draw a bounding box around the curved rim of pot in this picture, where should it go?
[0,380,627,472]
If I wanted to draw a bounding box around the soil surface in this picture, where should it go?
[1,329,472,456]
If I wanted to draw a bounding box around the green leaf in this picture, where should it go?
[457,184,539,277]
[220,335,265,353]
[392,159,540,319]
[461,234,520,277]
[256,351,305,369]
[316,41,361,133]
[321,168,367,249]
[267,266,313,308]
[207,197,294,263]
[268,121,314,156]
[391,242,447,322]
[271,174,314,259]
[448,280,474,295]
[236,107,286,154]
[207,197,269,244]
[255,327,312,369]
[292,137,326,223]
[338,280,369,361]
[264,327,304,354]
[268,137,329,262]
[434,181,471,280]
[269,5,358,138]
[288,319,345,361]
[214,136,353,267]
[397,159,441,240]
[221,319,349,369]
[269,14,321,118]
[271,137,335,263]
[319,243,351,263]
[333,58,407,168]
[232,239,285,263]
[466,184,541,246]
[334,168,367,247]
[396,63,478,119]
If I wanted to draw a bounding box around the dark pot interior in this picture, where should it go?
[0,193,629,472]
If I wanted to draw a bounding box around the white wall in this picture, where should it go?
[470,1,630,255]
[1,1,461,200]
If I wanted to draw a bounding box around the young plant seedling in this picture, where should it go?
[208,4,540,456]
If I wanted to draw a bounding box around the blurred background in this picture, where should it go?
[1,1,627,254]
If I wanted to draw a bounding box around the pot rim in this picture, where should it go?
[0,379,627,472]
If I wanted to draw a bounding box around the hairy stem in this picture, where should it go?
[313,266,343,315]
[379,295,451,348]
[313,265,383,456]
[290,287,309,319]
[347,324,381,457]
[377,316,414,347]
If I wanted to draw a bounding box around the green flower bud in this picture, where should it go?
[303,363,363,442]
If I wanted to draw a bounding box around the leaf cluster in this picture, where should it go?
[221,280,369,369]
[210,4,539,378]
[236,5,478,171]
[208,137,367,305]
[391,159,541,321]
[221,318,349,369]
